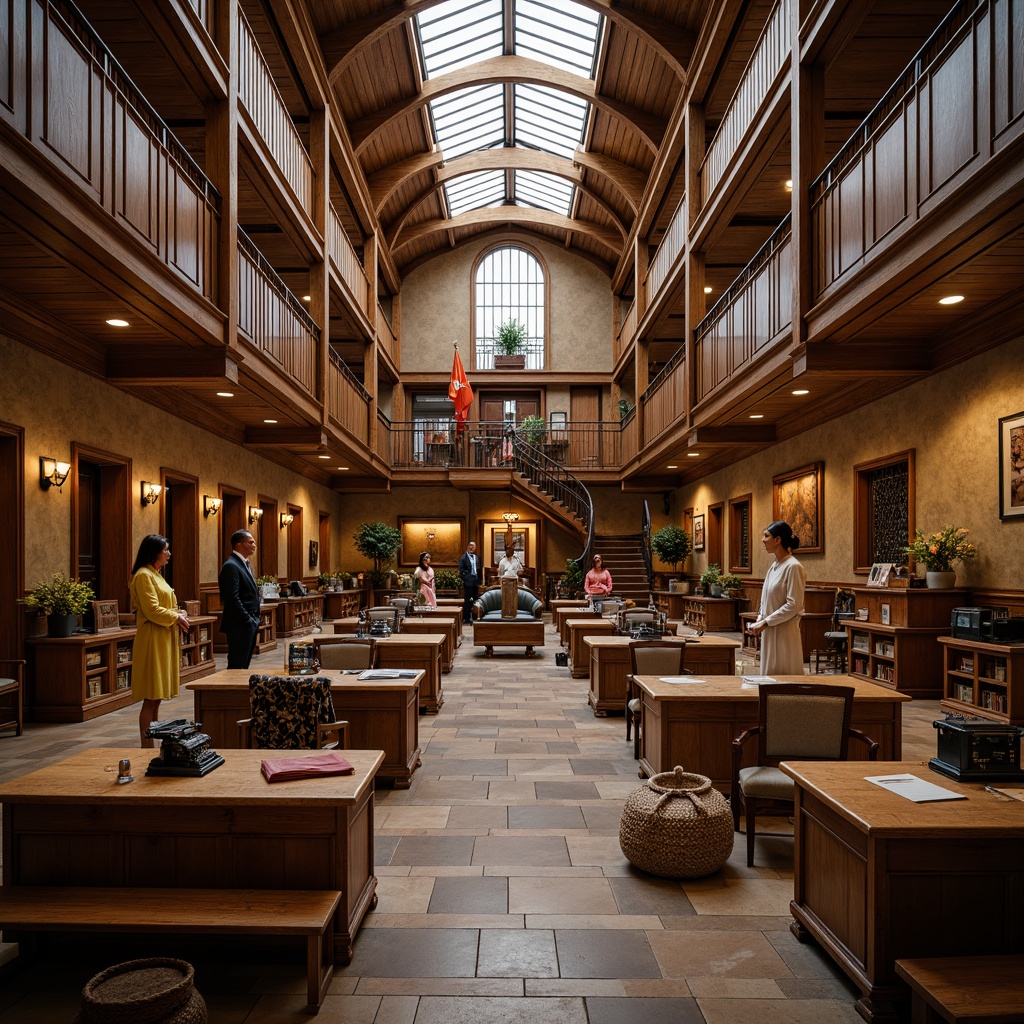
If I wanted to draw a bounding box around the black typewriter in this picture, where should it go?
[145,718,225,777]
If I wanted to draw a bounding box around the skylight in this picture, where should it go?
[414,0,602,221]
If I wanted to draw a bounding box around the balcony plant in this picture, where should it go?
[904,525,976,588]
[519,415,547,446]
[617,399,632,420]
[20,572,95,637]
[494,318,528,369]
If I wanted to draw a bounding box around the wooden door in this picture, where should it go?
[570,387,601,467]
[708,502,724,572]
[161,469,199,601]
[478,393,540,430]
[0,425,23,659]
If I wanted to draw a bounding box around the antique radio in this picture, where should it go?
[986,616,1024,643]
[930,717,1024,783]
[145,719,224,777]
[950,607,989,640]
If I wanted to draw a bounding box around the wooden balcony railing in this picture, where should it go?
[327,203,370,321]
[237,231,318,394]
[378,302,398,357]
[237,10,314,216]
[694,216,792,405]
[387,421,623,472]
[326,349,371,443]
[1,0,220,302]
[646,195,687,307]
[181,0,213,34]
[616,298,637,359]
[812,0,1019,295]
[699,0,791,208]
[375,409,392,460]
[641,345,687,442]
[619,406,638,465]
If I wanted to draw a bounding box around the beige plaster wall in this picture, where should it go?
[2,337,345,589]
[674,335,1024,590]
[399,231,614,373]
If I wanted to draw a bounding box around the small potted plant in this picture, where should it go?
[435,568,461,594]
[617,398,632,420]
[699,563,723,598]
[560,557,585,599]
[256,574,280,600]
[336,571,353,590]
[317,572,333,592]
[519,415,547,446]
[493,318,528,370]
[19,572,95,637]
[719,573,745,599]
[904,525,976,588]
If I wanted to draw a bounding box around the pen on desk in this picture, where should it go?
[984,784,1024,802]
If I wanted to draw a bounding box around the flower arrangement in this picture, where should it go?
[397,573,414,590]
[904,525,977,573]
[19,573,94,616]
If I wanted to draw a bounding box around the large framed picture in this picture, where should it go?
[490,527,527,566]
[399,517,465,566]
[772,461,824,554]
[999,410,1024,520]
[92,599,120,633]
[692,513,705,552]
[308,540,319,568]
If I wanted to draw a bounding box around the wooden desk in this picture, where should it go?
[565,618,616,677]
[375,634,444,713]
[554,603,594,644]
[186,668,421,788]
[783,760,1024,1023]
[583,634,740,715]
[410,606,464,644]
[399,617,455,671]
[634,674,907,789]
[0,746,384,964]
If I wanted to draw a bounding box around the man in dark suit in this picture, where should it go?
[458,540,481,623]
[219,529,261,668]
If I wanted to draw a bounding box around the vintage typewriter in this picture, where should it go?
[145,718,225,777]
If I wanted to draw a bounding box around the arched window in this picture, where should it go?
[474,246,545,370]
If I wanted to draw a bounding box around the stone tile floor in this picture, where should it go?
[0,622,942,1022]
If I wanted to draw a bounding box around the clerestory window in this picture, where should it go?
[474,245,545,370]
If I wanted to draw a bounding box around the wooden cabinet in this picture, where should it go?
[938,636,1024,725]
[179,615,216,684]
[276,595,325,637]
[323,590,364,619]
[254,602,278,655]
[844,588,969,698]
[652,590,688,620]
[679,596,738,632]
[28,628,137,722]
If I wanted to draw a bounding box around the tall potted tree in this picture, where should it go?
[493,319,528,370]
[650,525,692,592]
[353,521,403,599]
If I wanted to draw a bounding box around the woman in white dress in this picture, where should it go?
[748,521,806,675]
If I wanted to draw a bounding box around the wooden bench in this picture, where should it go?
[0,886,342,1015]
[895,955,1024,1023]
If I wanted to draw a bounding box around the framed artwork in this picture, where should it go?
[867,562,894,588]
[998,410,1024,520]
[772,461,824,553]
[490,527,527,566]
[881,603,891,625]
[92,599,120,633]
[308,540,319,568]
[399,517,465,566]
[692,513,706,552]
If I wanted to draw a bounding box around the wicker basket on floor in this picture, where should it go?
[619,766,734,878]
[74,958,207,1024]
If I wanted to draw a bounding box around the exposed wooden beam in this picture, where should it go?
[687,426,777,446]
[368,149,444,213]
[106,347,240,386]
[791,343,932,377]
[348,55,666,156]
[572,150,646,212]
[243,426,329,448]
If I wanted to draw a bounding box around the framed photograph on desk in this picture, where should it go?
[91,600,120,633]
[866,562,894,587]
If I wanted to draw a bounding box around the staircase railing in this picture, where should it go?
[509,430,594,572]
[641,500,653,593]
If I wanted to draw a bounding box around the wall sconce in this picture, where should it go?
[40,456,71,492]
[140,481,163,506]
[203,495,222,518]
[280,512,295,528]
[248,506,264,525]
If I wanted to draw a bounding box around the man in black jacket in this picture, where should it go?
[218,529,261,668]
[458,540,481,623]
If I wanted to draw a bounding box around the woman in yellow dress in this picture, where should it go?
[130,534,190,746]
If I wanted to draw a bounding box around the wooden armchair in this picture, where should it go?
[238,674,349,750]
[0,658,24,736]
[625,640,689,760]
[313,637,376,671]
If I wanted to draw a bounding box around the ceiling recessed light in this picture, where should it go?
[749,414,764,419]
[337,467,348,471]
[703,286,713,294]
[106,318,130,327]
[792,389,809,396]
[216,392,234,398]
[317,455,330,460]
[687,452,701,458]
[263,418,278,424]
[667,465,678,469]
[785,179,793,189]
[302,295,311,302]
[939,295,964,305]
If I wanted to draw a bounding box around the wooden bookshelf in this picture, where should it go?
[276,594,325,637]
[323,590,364,619]
[179,615,217,684]
[27,628,137,722]
[254,602,278,655]
[678,596,739,632]
[938,636,1024,725]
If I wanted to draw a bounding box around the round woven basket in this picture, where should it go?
[74,958,207,1024]
[619,765,734,878]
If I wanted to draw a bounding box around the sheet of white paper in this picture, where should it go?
[741,676,777,685]
[659,676,706,684]
[865,773,967,803]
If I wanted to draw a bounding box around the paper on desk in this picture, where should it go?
[865,773,966,802]
[741,676,776,686]
[659,676,706,684]
[357,669,419,680]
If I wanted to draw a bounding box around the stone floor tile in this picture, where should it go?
[585,995,705,1024]
[568,758,620,775]
[444,805,508,828]
[696,997,864,1022]
[508,876,617,915]
[339,928,480,978]
[686,977,786,998]
[434,758,509,776]
[681,877,793,916]
[565,836,629,867]
[648,929,792,979]
[526,915,662,930]
[486,780,537,801]
[375,875,435,913]
[764,928,851,979]
[390,835,477,866]
[580,804,626,830]
[429,875,508,914]
[379,805,452,829]
[608,875,696,917]
[534,781,601,800]
[477,929,559,977]
[409,995,586,1024]
[371,995,420,1024]
[507,805,587,829]
[555,929,662,979]
[471,835,571,866]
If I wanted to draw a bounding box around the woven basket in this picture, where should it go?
[619,766,734,878]
[74,958,207,1024]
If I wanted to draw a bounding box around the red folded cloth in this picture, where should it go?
[260,752,355,783]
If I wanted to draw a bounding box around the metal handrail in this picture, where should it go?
[641,500,653,592]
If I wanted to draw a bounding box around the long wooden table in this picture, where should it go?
[375,634,444,713]
[187,668,422,787]
[783,760,1024,1023]
[0,747,384,964]
[633,674,908,788]
[583,633,740,715]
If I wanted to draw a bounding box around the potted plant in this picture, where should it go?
[651,524,692,590]
[435,568,461,594]
[493,318,528,370]
[519,414,547,446]
[256,574,280,600]
[699,563,723,598]
[317,572,333,592]
[617,398,632,420]
[720,573,745,599]
[353,521,403,596]
[904,525,976,588]
[560,557,585,599]
[336,571,353,590]
[19,572,95,637]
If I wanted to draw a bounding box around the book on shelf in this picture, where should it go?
[87,678,101,698]
[86,651,102,668]
[874,642,895,658]
[954,682,973,702]
[116,669,130,689]
[960,656,975,673]
[116,645,131,663]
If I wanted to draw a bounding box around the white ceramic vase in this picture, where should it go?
[925,570,956,589]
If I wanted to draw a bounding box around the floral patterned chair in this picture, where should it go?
[238,674,349,749]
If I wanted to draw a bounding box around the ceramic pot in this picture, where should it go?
[709,585,723,598]
[926,570,956,589]
[46,613,77,637]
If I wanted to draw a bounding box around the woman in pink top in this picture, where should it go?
[584,554,613,611]
[414,551,437,607]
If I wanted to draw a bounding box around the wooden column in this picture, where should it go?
[684,101,705,428]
